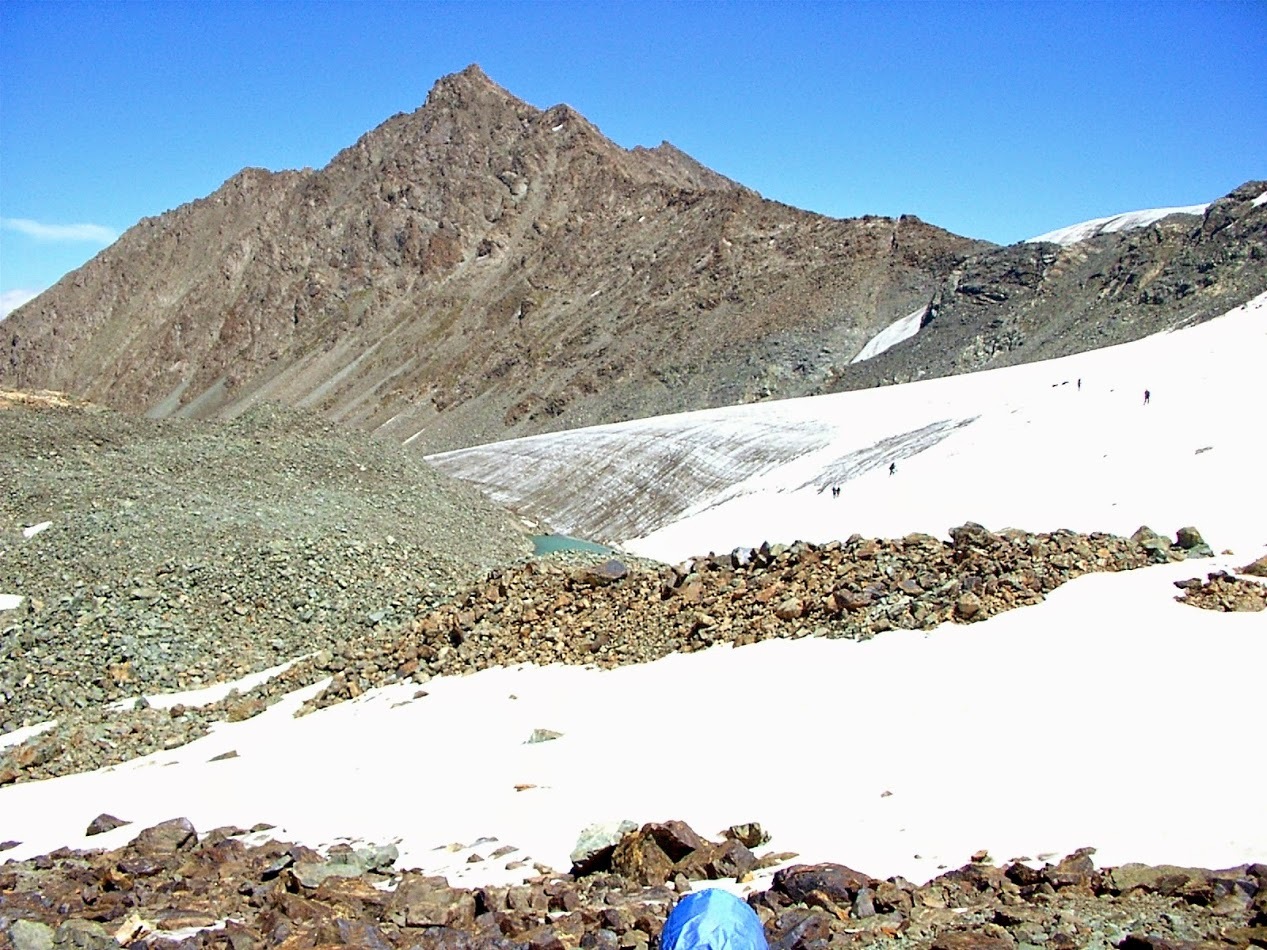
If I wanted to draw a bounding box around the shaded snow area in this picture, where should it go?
[427,414,838,544]
[1026,202,1209,245]
[2,294,1264,890]
[850,305,926,363]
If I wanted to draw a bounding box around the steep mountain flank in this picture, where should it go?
[1,65,985,453]
[835,181,1267,389]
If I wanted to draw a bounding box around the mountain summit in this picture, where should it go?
[0,66,984,452]
[3,67,1263,453]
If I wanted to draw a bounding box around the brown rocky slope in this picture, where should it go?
[0,65,985,454]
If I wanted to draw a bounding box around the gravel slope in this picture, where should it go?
[0,391,532,733]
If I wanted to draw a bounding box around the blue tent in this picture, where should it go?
[661,888,769,950]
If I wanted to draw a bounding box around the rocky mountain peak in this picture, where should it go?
[421,62,526,114]
[7,69,1259,457]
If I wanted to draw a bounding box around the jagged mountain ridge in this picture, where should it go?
[4,66,1263,452]
[1,65,985,453]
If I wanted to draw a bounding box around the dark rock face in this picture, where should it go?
[771,862,875,905]
[834,180,1267,394]
[4,819,1258,950]
[0,66,984,455]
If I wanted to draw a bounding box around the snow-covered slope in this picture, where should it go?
[1026,203,1208,246]
[430,292,1267,563]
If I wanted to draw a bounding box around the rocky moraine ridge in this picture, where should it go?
[6,510,1261,787]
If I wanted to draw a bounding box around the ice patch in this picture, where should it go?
[1027,203,1209,246]
[851,306,926,363]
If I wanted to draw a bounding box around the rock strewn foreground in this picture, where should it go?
[0,522,1210,785]
[1,816,1264,949]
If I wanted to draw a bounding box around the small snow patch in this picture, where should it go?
[22,521,51,539]
[0,594,23,612]
[852,307,926,364]
[1253,190,1267,208]
[1027,203,1209,246]
[109,657,308,712]
[0,719,55,751]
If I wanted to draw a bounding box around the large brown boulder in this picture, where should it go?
[771,862,875,905]
[130,817,197,855]
[387,872,477,928]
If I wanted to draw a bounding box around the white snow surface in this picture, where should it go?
[0,594,22,612]
[2,293,1265,889]
[108,658,307,713]
[1253,189,1267,208]
[1026,203,1209,246]
[432,293,1266,563]
[850,305,925,363]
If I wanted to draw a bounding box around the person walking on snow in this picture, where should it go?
[1144,389,1151,405]
[889,462,897,476]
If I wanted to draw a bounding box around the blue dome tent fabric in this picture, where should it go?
[661,888,769,950]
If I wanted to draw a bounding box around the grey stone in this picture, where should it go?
[9,920,55,950]
[570,819,638,874]
[85,813,129,836]
[526,728,563,744]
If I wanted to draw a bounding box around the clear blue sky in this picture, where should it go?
[2,0,1264,315]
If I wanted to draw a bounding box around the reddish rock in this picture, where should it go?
[387,872,477,928]
[930,934,1017,949]
[85,813,130,836]
[131,817,197,855]
[611,832,674,886]
[772,862,874,905]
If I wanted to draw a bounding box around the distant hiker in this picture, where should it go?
[1144,389,1151,405]
[889,462,896,476]
[1077,378,1081,391]
[661,889,768,950]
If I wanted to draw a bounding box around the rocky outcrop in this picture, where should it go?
[1174,571,1267,612]
[2,818,1262,949]
[834,181,1267,392]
